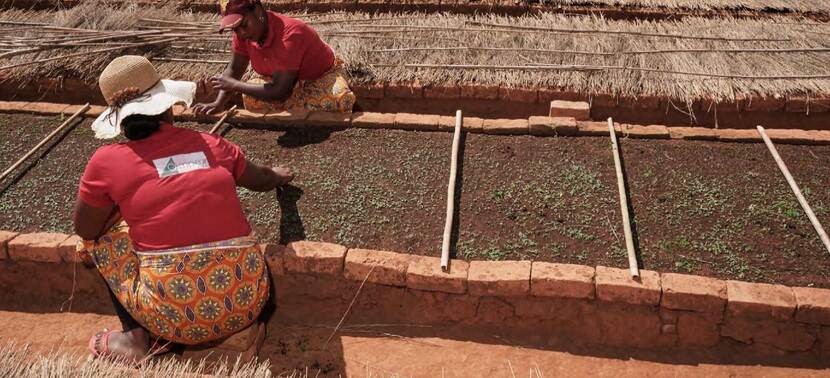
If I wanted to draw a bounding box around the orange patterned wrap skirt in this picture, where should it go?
[243,57,355,113]
[77,224,270,345]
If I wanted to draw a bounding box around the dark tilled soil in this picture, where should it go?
[1,113,829,287]
[621,139,830,288]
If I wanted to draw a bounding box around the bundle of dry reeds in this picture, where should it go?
[0,341,274,377]
[1,3,829,105]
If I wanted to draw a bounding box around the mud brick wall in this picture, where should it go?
[2,100,830,145]
[4,76,830,129]
[2,231,829,357]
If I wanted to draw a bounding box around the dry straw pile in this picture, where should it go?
[1,1,829,104]
[0,341,276,377]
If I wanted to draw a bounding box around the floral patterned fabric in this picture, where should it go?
[242,57,355,113]
[77,223,270,345]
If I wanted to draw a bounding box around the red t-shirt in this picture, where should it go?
[232,11,335,81]
[78,123,252,251]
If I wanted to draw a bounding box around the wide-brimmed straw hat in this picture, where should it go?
[91,55,195,139]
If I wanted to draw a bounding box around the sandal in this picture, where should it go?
[88,328,117,358]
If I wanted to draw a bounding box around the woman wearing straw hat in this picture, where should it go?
[73,55,293,361]
[192,0,355,115]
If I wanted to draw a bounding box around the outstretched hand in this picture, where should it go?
[192,101,225,116]
[208,74,241,92]
[272,166,295,187]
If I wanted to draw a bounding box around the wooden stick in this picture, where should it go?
[369,46,830,56]
[152,57,229,64]
[324,265,376,349]
[0,104,91,182]
[441,110,462,272]
[398,63,830,80]
[608,118,639,278]
[465,21,791,42]
[208,105,237,134]
[757,125,830,255]
[0,38,178,72]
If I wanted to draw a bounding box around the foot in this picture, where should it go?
[92,328,150,362]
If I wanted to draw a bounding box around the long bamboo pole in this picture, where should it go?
[608,117,639,278]
[0,104,91,182]
[0,37,178,72]
[757,126,830,254]
[441,110,463,272]
[208,105,238,134]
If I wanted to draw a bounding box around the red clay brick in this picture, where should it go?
[305,111,351,128]
[351,83,384,99]
[590,94,617,108]
[460,85,499,100]
[785,97,810,113]
[0,230,19,260]
[386,81,423,99]
[482,118,528,135]
[575,121,621,136]
[263,243,286,276]
[344,248,409,287]
[716,129,761,143]
[236,109,309,126]
[668,127,718,141]
[284,241,347,275]
[727,280,796,321]
[530,262,595,299]
[351,112,395,128]
[745,96,785,112]
[424,85,461,99]
[595,266,661,306]
[538,88,585,103]
[622,124,670,139]
[527,116,577,136]
[439,116,485,132]
[677,313,720,347]
[765,129,814,145]
[8,232,69,263]
[808,130,830,145]
[394,113,440,131]
[58,235,82,264]
[822,327,830,356]
[755,322,816,352]
[499,87,538,103]
[661,273,727,316]
[406,255,469,294]
[468,260,531,296]
[792,287,830,325]
[550,100,590,120]
[619,96,661,110]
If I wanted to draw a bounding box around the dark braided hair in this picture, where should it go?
[122,113,163,140]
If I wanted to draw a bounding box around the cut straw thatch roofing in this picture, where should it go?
[1,2,830,104]
[547,0,830,13]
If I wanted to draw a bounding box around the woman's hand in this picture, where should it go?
[192,101,225,115]
[272,166,295,186]
[209,74,241,92]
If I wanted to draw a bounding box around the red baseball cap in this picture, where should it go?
[218,0,255,32]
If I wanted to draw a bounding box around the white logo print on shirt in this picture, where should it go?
[153,152,211,178]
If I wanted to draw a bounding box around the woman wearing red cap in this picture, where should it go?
[193,0,355,115]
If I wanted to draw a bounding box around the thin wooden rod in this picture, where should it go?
[441,110,462,272]
[398,63,830,80]
[370,46,830,56]
[0,37,178,72]
[608,117,639,278]
[0,104,91,182]
[465,21,791,42]
[152,57,229,64]
[756,125,830,255]
[208,105,238,134]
